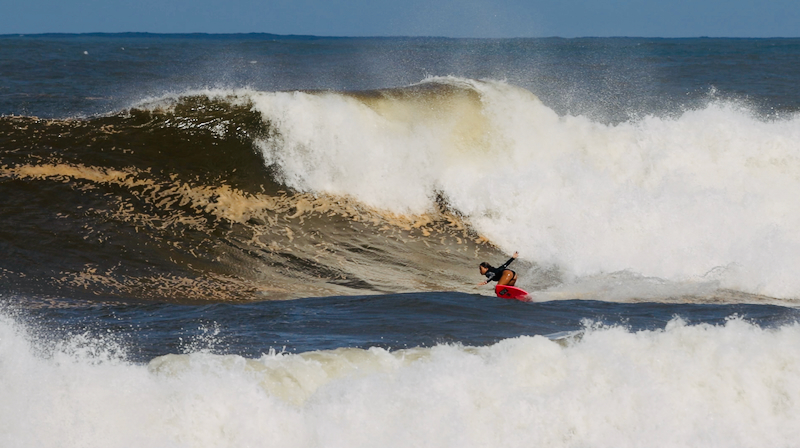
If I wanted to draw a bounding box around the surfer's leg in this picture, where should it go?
[498,270,515,286]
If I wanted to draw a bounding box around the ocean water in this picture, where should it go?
[2,33,800,447]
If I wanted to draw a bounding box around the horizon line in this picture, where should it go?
[2,32,799,40]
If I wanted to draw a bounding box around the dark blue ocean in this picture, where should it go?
[2,34,800,447]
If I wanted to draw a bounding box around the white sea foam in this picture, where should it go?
[3,312,800,447]
[246,77,800,299]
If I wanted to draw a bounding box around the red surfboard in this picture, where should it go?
[495,284,529,301]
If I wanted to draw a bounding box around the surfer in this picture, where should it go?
[478,252,519,287]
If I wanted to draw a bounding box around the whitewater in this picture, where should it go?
[236,77,800,300]
[3,310,800,448]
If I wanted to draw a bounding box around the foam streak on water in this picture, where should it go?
[248,77,800,300]
[2,311,800,448]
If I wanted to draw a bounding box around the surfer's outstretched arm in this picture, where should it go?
[497,251,519,271]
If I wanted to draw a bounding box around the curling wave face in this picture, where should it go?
[3,77,800,302]
[0,92,501,302]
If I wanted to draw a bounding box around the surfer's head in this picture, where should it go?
[479,262,491,275]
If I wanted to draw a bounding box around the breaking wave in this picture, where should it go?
[3,77,800,302]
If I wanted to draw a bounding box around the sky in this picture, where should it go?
[2,0,799,38]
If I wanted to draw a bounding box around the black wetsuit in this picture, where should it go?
[484,257,516,283]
